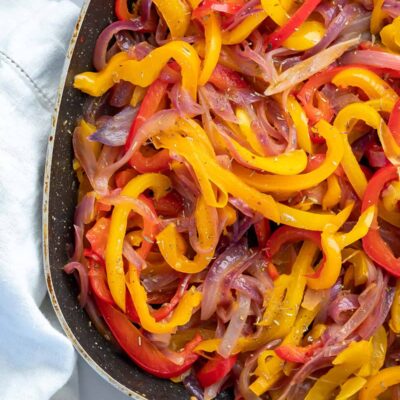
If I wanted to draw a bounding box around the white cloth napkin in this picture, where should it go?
[0,1,84,399]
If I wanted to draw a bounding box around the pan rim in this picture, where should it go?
[42,1,146,399]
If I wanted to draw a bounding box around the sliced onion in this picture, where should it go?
[64,261,89,307]
[328,292,359,324]
[383,0,400,17]
[71,225,83,262]
[231,275,264,304]
[199,84,238,123]
[223,0,261,31]
[265,37,360,95]
[169,84,204,118]
[74,192,95,228]
[204,375,229,400]
[72,126,98,188]
[93,110,178,194]
[341,49,400,71]
[332,269,384,342]
[304,4,363,58]
[201,242,250,320]
[302,288,328,311]
[228,197,255,217]
[218,292,251,358]
[89,106,138,147]
[122,240,146,272]
[358,281,394,339]
[109,81,135,108]
[183,374,204,400]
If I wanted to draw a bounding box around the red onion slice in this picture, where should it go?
[89,106,138,147]
[341,49,400,71]
[64,261,89,307]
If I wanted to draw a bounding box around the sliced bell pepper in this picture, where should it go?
[390,281,400,333]
[152,0,190,38]
[370,0,387,34]
[254,218,271,249]
[74,41,200,99]
[388,98,400,146]
[359,366,400,400]
[335,376,367,400]
[125,268,202,334]
[153,191,184,217]
[96,298,201,378]
[221,11,267,45]
[86,217,111,258]
[283,20,325,51]
[196,354,237,388]
[334,103,400,197]
[305,341,372,400]
[362,165,400,277]
[274,341,322,364]
[322,174,341,210]
[233,119,344,192]
[136,195,157,259]
[156,195,216,273]
[115,0,134,21]
[287,95,313,154]
[332,67,398,103]
[193,0,245,19]
[265,0,322,50]
[380,16,400,52]
[261,0,289,26]
[199,12,222,86]
[106,174,171,311]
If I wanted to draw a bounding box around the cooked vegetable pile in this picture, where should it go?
[66,0,400,398]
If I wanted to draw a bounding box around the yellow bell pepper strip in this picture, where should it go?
[335,377,367,400]
[287,95,313,154]
[268,241,319,339]
[307,205,374,290]
[342,249,369,287]
[381,17,400,52]
[332,67,399,103]
[152,0,190,39]
[305,341,372,400]
[334,103,400,195]
[158,129,350,230]
[265,0,323,50]
[322,174,342,210]
[79,120,102,158]
[199,12,222,86]
[358,326,387,377]
[334,206,376,249]
[390,281,400,333]
[283,20,326,51]
[125,268,201,334]
[261,0,289,26]
[258,274,291,327]
[221,11,267,45]
[74,41,200,99]
[235,106,267,156]
[220,131,308,175]
[251,301,320,396]
[382,181,400,212]
[105,173,171,311]
[232,120,345,193]
[250,350,284,396]
[359,366,400,400]
[156,199,216,273]
[371,0,387,34]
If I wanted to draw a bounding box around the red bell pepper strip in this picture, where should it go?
[84,249,115,305]
[267,262,280,281]
[275,341,323,364]
[96,299,202,378]
[362,165,400,277]
[388,98,400,146]
[125,79,171,173]
[265,0,322,50]
[115,0,134,21]
[254,218,271,248]
[266,226,321,259]
[209,64,248,91]
[136,195,158,260]
[115,169,138,189]
[197,354,237,388]
[86,217,111,258]
[192,0,245,19]
[153,191,184,217]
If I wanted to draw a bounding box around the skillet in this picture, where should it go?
[42,1,232,398]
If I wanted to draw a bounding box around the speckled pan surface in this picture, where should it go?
[42,1,231,399]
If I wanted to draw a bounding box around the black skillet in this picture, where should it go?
[42,1,232,398]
